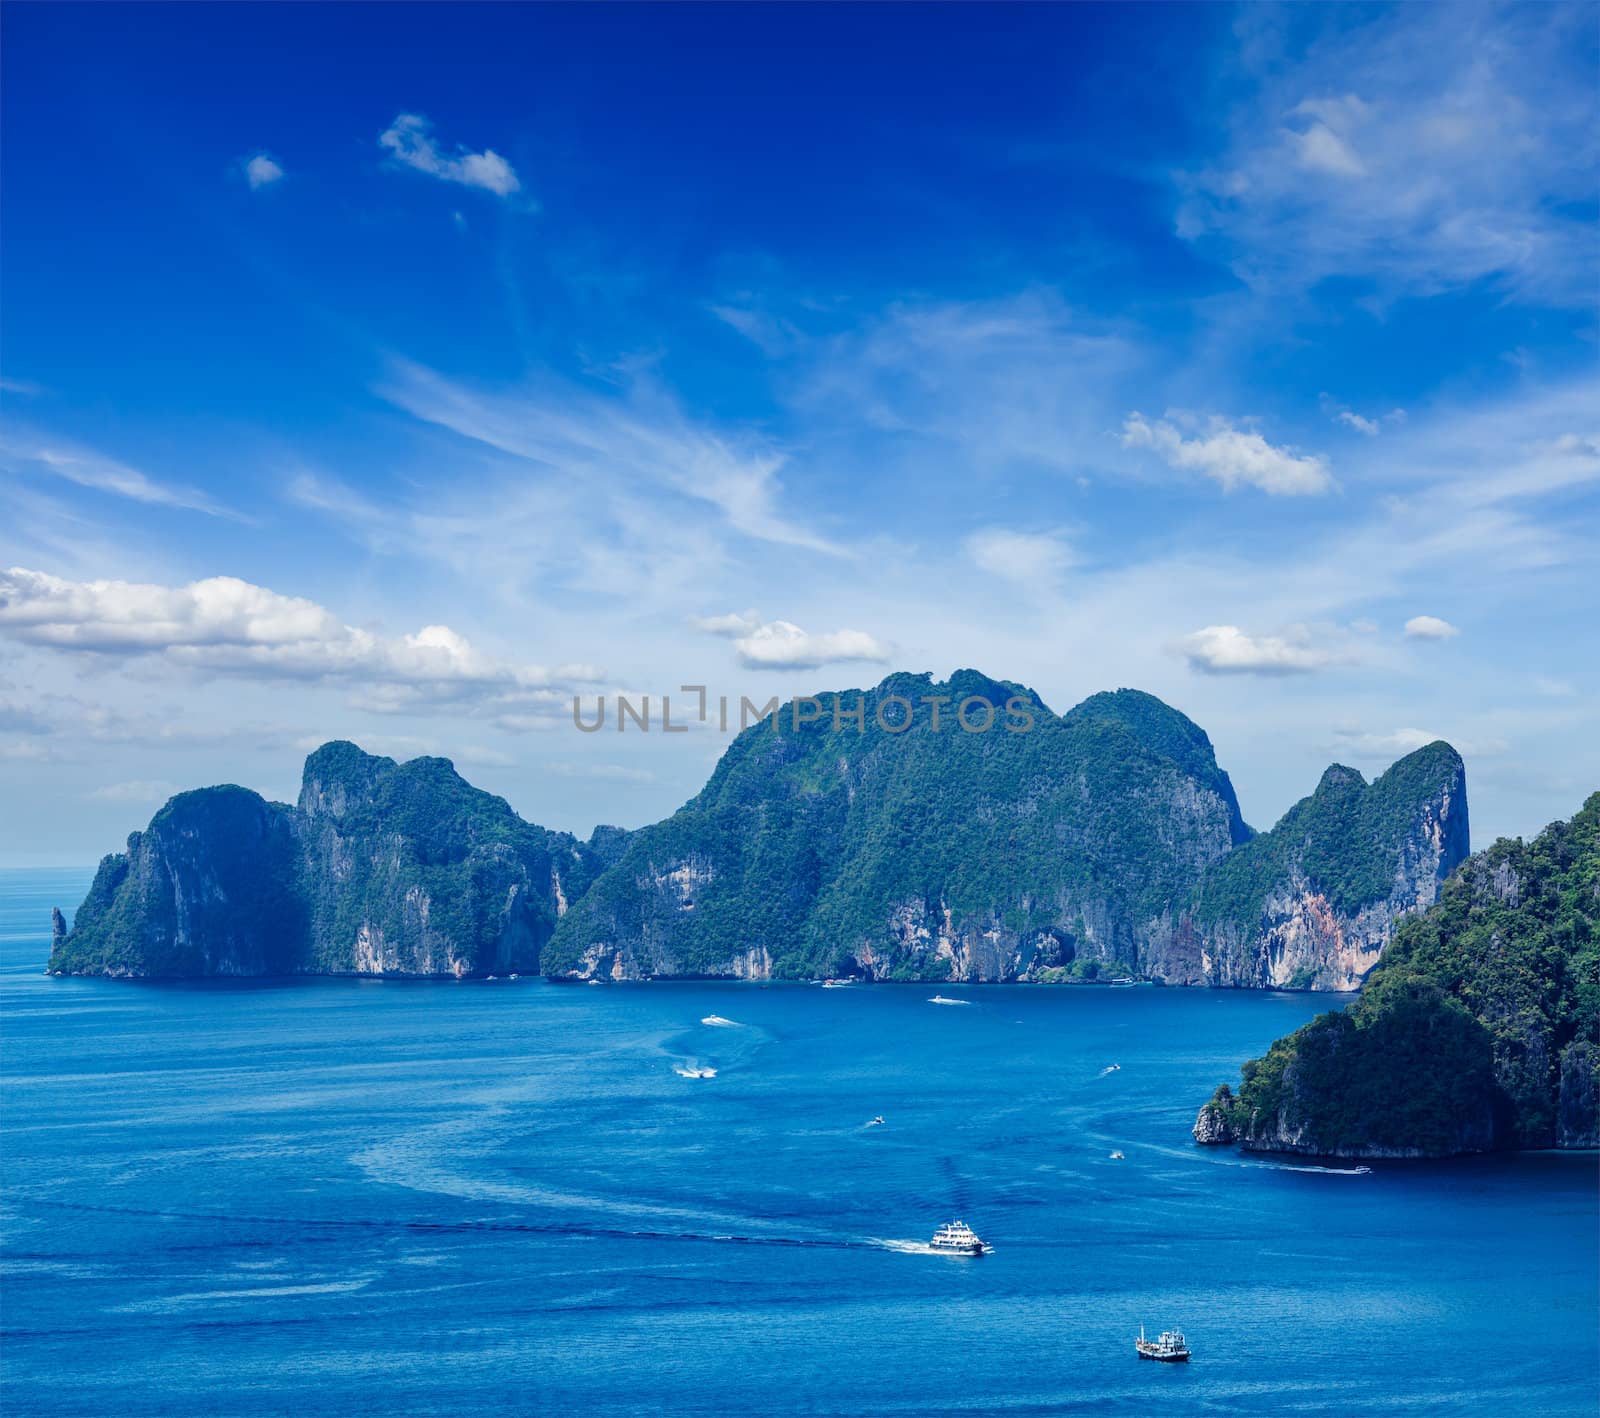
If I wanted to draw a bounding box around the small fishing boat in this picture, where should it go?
[1136,1326,1190,1362]
[868,1115,885,1127]
[1110,1150,1125,1160]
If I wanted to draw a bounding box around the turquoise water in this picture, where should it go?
[2,868,1596,1416]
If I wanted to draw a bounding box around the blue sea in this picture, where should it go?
[2,868,1596,1416]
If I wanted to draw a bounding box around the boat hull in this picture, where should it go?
[1136,1348,1190,1363]
[929,1242,985,1256]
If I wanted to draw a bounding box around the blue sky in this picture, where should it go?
[1,2,1596,863]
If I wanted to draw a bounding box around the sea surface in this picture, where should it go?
[2,867,1596,1417]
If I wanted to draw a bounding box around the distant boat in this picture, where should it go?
[821,978,855,989]
[868,1115,885,1127]
[928,995,970,1007]
[1136,1325,1190,1362]
[1110,977,1136,988]
[674,1065,717,1079]
[1110,1150,1125,1160]
[929,1219,986,1255]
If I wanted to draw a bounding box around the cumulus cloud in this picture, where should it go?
[963,528,1074,588]
[724,619,891,671]
[1121,412,1333,496]
[1404,614,1460,640]
[1174,624,1336,676]
[379,114,520,197]
[244,154,284,189]
[0,567,600,720]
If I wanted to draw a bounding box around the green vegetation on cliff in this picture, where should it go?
[1203,792,1600,1156]
[1193,742,1467,927]
[548,673,1266,981]
[53,743,617,979]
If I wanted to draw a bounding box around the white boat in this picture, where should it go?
[821,978,855,988]
[929,1220,986,1255]
[928,995,970,1007]
[868,1115,885,1127]
[1110,1150,1125,1160]
[1135,1325,1190,1362]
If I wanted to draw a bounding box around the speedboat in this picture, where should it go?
[868,1115,885,1127]
[929,1220,986,1255]
[1136,1326,1190,1362]
[1110,1150,1125,1159]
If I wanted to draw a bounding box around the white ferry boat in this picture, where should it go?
[929,1220,987,1255]
[1135,1325,1191,1362]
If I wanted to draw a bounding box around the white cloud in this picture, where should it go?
[1322,396,1406,437]
[1404,615,1459,640]
[244,154,284,190]
[0,567,600,720]
[1533,676,1575,698]
[1177,5,1597,305]
[0,376,44,396]
[1174,624,1336,676]
[379,114,520,197]
[694,609,762,637]
[963,528,1074,588]
[87,779,181,804]
[730,620,892,671]
[1121,412,1333,496]
[378,359,839,554]
[0,430,241,519]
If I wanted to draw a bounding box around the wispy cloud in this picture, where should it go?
[379,113,520,197]
[1177,3,1598,305]
[378,359,841,554]
[86,779,181,804]
[0,430,243,519]
[963,528,1074,590]
[1121,412,1333,496]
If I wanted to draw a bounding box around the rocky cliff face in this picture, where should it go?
[1195,793,1599,1158]
[545,676,1253,982]
[51,743,617,979]
[55,679,1479,990]
[50,786,307,978]
[545,675,1464,986]
[1162,748,1469,990]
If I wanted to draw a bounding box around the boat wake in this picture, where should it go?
[699,1015,740,1028]
[871,1238,995,1257]
[927,996,971,1007]
[1097,1064,1121,1077]
[674,1064,718,1079]
[1278,1163,1373,1176]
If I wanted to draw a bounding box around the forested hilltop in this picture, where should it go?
[53,671,1469,987]
[1195,793,1600,1157]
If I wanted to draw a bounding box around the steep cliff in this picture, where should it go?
[544,673,1460,985]
[49,786,307,978]
[1163,743,1469,989]
[56,677,1476,987]
[1195,792,1599,1157]
[51,743,615,979]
